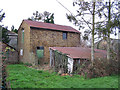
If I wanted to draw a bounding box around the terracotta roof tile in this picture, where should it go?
[24,20,80,33]
[49,47,107,59]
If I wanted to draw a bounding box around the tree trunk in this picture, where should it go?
[91,2,95,66]
[107,0,111,61]
[0,26,2,42]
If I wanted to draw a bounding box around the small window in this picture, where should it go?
[63,32,67,40]
[36,46,44,58]
[20,49,23,56]
[22,29,24,43]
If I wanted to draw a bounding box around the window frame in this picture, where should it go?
[20,49,23,56]
[36,46,44,58]
[22,28,24,43]
[62,32,67,40]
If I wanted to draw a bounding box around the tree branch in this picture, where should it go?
[81,17,92,30]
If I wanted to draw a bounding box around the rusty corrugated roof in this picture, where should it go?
[24,20,80,33]
[49,47,107,59]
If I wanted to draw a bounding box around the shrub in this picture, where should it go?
[76,55,118,78]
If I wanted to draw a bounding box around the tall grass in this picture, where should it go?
[7,64,118,88]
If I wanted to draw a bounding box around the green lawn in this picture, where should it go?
[6,64,118,88]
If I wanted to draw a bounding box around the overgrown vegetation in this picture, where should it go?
[53,50,68,73]
[76,57,118,79]
[1,46,15,89]
[7,64,118,88]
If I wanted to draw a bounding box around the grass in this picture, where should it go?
[6,64,118,88]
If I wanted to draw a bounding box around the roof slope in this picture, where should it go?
[50,47,107,59]
[24,20,80,33]
[7,30,18,36]
[0,41,17,51]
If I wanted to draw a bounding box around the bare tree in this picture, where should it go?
[66,1,105,66]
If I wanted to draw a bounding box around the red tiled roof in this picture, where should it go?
[24,20,80,33]
[49,47,107,59]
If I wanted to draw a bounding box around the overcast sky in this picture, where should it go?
[1,0,118,39]
[1,0,77,29]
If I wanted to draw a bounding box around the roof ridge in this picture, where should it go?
[24,19,73,27]
[7,30,18,35]
[23,19,80,33]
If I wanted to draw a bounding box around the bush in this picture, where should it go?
[77,56,118,79]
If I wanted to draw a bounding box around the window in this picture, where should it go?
[22,29,24,43]
[63,32,67,40]
[36,46,44,58]
[20,49,23,56]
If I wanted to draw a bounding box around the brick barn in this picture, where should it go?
[18,20,81,65]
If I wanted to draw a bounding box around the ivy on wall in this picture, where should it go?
[53,50,68,74]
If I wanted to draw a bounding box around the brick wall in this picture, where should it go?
[18,21,31,64]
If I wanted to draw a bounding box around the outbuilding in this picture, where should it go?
[49,47,107,74]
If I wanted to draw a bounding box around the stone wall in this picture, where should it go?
[95,39,120,53]
[2,42,18,63]
[18,21,31,64]
[30,28,80,65]
[18,21,81,65]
